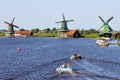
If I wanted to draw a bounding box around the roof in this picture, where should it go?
[15,30,32,36]
[66,30,76,35]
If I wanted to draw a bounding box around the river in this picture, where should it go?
[0,37,120,80]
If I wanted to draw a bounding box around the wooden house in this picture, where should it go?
[59,30,81,38]
[14,30,33,37]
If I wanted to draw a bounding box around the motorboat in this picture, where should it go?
[56,64,72,74]
[70,54,81,60]
[96,40,109,46]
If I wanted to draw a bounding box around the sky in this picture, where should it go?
[0,0,120,31]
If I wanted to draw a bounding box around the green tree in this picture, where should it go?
[31,28,39,33]
[44,28,51,33]
[19,28,25,31]
[52,27,56,31]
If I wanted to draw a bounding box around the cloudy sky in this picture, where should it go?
[0,0,120,31]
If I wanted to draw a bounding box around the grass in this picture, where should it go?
[33,32,100,39]
[0,33,5,36]
[117,41,120,46]
[83,33,99,39]
[33,32,58,37]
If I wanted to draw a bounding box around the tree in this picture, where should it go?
[52,27,56,31]
[19,28,25,31]
[45,28,51,33]
[31,28,39,33]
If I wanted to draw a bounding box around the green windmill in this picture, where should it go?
[56,13,74,32]
[4,17,19,36]
[98,16,113,38]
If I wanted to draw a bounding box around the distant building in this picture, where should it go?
[38,30,46,33]
[14,30,33,37]
[59,30,81,38]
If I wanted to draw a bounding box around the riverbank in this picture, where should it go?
[0,32,5,36]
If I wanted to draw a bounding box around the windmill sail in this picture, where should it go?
[107,17,113,23]
[56,13,74,31]
[4,17,19,36]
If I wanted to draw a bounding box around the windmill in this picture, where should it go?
[4,17,19,36]
[98,16,113,38]
[56,13,74,31]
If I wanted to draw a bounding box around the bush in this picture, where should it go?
[116,35,120,40]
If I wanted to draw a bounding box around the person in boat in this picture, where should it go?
[61,64,65,68]
[56,64,72,74]
[67,64,70,68]
[73,54,81,58]
[61,64,70,68]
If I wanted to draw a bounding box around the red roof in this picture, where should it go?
[15,30,32,36]
[66,30,76,35]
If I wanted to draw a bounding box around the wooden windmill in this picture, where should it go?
[98,16,113,38]
[4,17,19,36]
[56,13,74,32]
[56,13,74,38]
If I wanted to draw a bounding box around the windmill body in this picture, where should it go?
[98,16,113,38]
[4,18,19,36]
[61,21,69,31]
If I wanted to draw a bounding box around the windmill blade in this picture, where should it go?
[11,17,15,24]
[98,16,105,23]
[98,26,104,32]
[56,13,66,23]
[4,21,11,25]
[12,24,19,28]
[107,17,113,23]
[62,13,65,21]
[66,20,74,22]
[56,20,74,23]
[108,26,113,31]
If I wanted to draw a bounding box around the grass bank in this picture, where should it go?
[33,32,58,37]
[83,33,99,39]
[0,33,5,36]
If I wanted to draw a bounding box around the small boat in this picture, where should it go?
[70,54,81,60]
[96,40,109,46]
[56,64,72,74]
[104,37,111,40]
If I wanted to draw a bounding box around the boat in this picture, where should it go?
[56,64,72,74]
[96,40,109,46]
[70,54,81,60]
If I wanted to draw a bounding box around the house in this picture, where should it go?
[38,30,46,33]
[14,30,33,37]
[59,30,81,38]
[66,30,81,38]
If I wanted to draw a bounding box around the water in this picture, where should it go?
[0,37,120,80]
